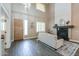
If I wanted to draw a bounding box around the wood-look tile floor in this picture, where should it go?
[5,39,62,56]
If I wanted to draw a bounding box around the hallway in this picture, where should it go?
[5,39,62,56]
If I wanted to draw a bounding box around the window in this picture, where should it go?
[36,3,46,12]
[36,22,45,32]
[2,22,5,31]
[23,3,31,9]
[0,20,3,31]
[24,20,28,35]
[0,21,5,31]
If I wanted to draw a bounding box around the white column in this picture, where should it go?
[0,4,2,55]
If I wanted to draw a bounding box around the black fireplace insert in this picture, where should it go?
[57,26,69,41]
[53,25,74,41]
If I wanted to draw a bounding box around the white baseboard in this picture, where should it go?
[70,39,79,43]
[24,36,37,39]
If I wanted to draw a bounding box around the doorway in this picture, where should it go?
[14,19,28,40]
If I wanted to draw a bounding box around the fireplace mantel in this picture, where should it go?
[53,25,74,28]
[53,25,74,41]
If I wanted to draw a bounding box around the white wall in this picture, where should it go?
[55,3,71,26]
[12,3,47,18]
[1,3,12,49]
[55,3,71,39]
[0,5,2,55]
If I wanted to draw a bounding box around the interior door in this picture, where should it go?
[14,19,23,41]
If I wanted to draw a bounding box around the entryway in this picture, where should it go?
[14,19,23,41]
[14,19,28,41]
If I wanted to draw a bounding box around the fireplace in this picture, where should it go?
[53,25,74,41]
[57,26,69,41]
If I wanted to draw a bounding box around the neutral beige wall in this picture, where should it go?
[71,3,79,43]
[46,4,55,33]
